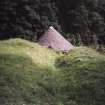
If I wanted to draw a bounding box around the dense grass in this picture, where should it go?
[0,39,105,105]
[56,47,105,105]
[0,39,61,105]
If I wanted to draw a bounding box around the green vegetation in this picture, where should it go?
[56,47,105,105]
[0,39,60,105]
[0,39,105,105]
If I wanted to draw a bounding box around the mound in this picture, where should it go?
[0,39,61,105]
[0,39,105,105]
[56,47,105,105]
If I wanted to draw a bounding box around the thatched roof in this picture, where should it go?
[38,26,73,52]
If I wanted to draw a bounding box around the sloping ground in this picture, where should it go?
[0,39,105,105]
[56,47,105,105]
[0,39,61,105]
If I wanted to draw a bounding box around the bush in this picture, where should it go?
[0,0,60,41]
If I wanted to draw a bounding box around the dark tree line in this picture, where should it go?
[0,0,105,45]
[56,0,105,45]
[0,0,60,40]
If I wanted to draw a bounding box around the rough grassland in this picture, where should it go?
[56,47,105,105]
[0,39,105,105]
[0,39,60,105]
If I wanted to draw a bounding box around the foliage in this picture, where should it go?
[56,0,105,45]
[0,0,60,40]
[0,0,105,45]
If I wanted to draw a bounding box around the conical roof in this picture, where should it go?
[38,26,73,52]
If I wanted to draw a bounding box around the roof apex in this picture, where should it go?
[49,26,55,30]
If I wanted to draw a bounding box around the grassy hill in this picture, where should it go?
[0,39,105,105]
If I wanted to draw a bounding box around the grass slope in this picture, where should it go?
[56,47,105,105]
[0,39,105,105]
[0,39,60,105]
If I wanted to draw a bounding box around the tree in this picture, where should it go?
[0,0,60,41]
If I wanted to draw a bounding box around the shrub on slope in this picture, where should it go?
[56,47,105,105]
